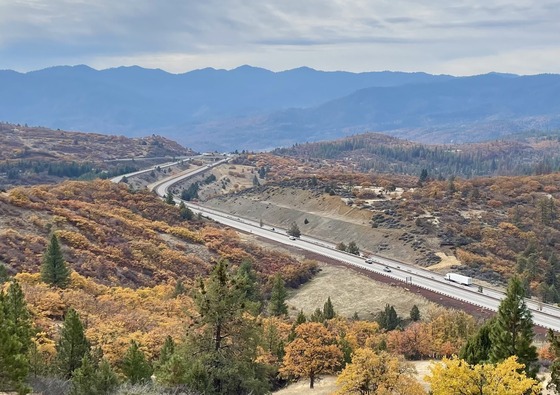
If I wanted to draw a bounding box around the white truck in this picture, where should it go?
[445,273,472,286]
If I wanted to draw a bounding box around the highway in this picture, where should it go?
[116,161,560,331]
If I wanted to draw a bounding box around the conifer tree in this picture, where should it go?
[377,304,400,331]
[323,297,335,320]
[186,259,270,394]
[157,336,175,369]
[295,310,307,326]
[235,260,262,313]
[0,262,9,283]
[269,274,288,316]
[56,308,90,378]
[172,279,186,298]
[346,241,360,255]
[0,281,32,395]
[287,222,301,238]
[489,277,538,377]
[165,192,176,205]
[121,340,153,384]
[410,305,421,321]
[41,234,70,288]
[460,318,494,365]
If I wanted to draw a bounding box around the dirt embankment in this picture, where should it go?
[205,185,439,267]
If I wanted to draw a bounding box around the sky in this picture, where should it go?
[1,0,559,76]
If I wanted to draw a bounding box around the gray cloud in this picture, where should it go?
[0,0,559,75]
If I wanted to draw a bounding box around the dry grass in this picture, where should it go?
[286,263,436,321]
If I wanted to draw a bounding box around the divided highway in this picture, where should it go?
[116,162,560,331]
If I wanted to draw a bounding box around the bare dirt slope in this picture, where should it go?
[206,186,435,266]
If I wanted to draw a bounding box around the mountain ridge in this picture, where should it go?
[2,65,559,151]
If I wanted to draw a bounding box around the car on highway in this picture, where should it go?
[289,236,297,240]
[383,266,392,272]
[365,258,373,264]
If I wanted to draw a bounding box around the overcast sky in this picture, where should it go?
[1,0,559,75]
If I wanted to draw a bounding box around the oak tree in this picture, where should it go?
[280,322,343,388]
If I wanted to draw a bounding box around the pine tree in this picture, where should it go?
[165,192,176,205]
[157,336,175,369]
[56,308,90,378]
[172,279,186,298]
[489,277,538,377]
[269,274,288,316]
[0,281,32,395]
[70,354,98,395]
[295,310,307,325]
[95,358,119,394]
[179,201,193,220]
[0,262,9,283]
[547,329,560,393]
[186,259,270,394]
[377,304,400,331]
[346,241,360,255]
[41,234,70,288]
[121,340,153,384]
[323,297,335,320]
[460,318,494,365]
[287,222,301,238]
[235,260,262,314]
[410,305,421,321]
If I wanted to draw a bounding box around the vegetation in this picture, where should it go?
[489,277,538,377]
[426,356,540,395]
[0,281,32,394]
[40,234,70,288]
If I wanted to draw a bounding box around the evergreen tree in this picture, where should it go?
[323,297,335,320]
[377,304,400,331]
[172,279,186,298]
[287,222,301,238]
[178,201,193,220]
[309,308,325,323]
[346,241,360,255]
[95,358,119,394]
[121,340,153,384]
[410,305,421,321]
[157,336,175,369]
[165,192,176,205]
[547,329,560,393]
[235,260,262,314]
[71,354,104,395]
[295,310,307,326]
[56,308,90,378]
[489,277,538,377]
[460,318,494,365]
[0,281,32,395]
[41,234,70,288]
[268,274,288,316]
[418,168,428,185]
[184,259,270,394]
[0,262,9,283]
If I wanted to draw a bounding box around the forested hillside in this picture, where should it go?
[274,131,560,178]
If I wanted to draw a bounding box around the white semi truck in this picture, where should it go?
[445,273,472,286]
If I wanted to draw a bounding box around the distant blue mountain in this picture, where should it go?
[1,65,559,151]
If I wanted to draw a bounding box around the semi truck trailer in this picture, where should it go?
[445,273,472,286]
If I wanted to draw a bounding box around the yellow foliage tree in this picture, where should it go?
[425,355,541,395]
[280,322,343,388]
[336,348,426,395]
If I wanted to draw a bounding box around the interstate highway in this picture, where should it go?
[118,163,560,332]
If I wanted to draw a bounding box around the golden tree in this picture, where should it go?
[425,355,540,395]
[280,322,343,388]
[336,348,426,395]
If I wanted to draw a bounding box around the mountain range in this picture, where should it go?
[1,65,559,151]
